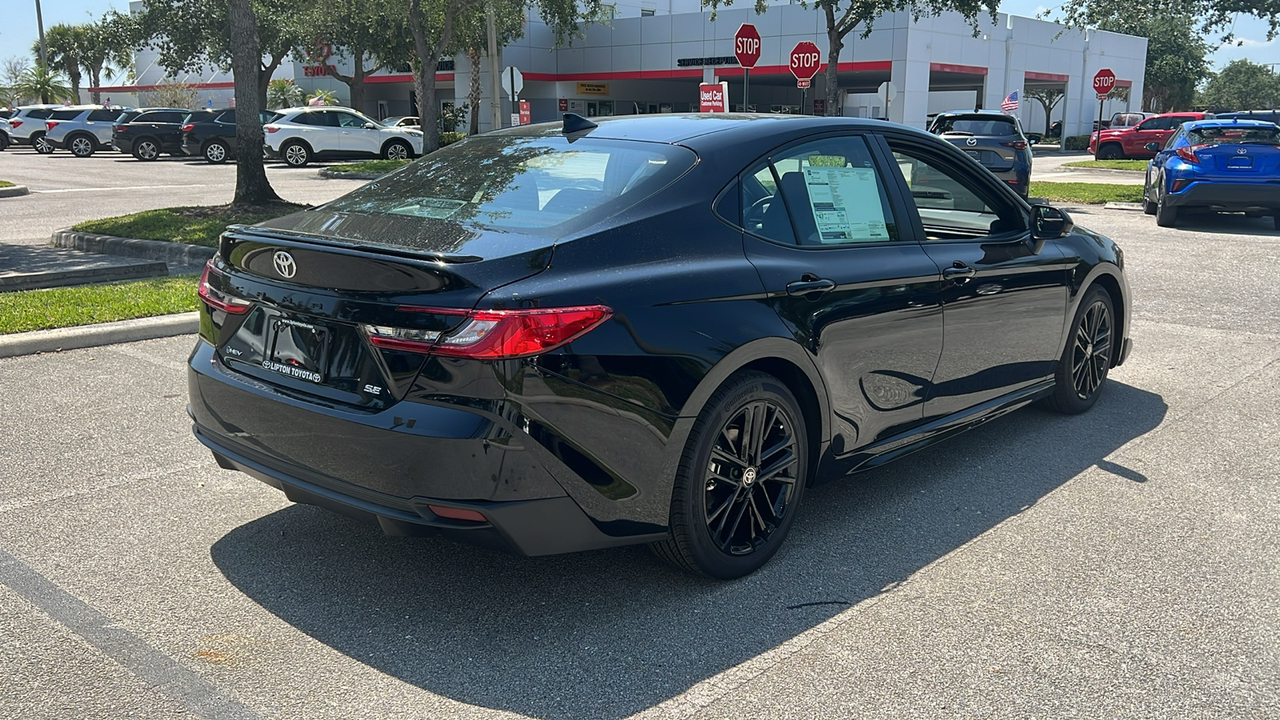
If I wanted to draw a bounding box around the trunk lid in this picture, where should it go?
[206,209,555,410]
[1201,143,1280,174]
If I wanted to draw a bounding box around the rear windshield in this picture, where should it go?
[933,116,1018,136]
[322,136,697,237]
[1188,125,1280,145]
[50,109,85,121]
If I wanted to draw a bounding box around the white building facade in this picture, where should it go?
[99,1,1146,140]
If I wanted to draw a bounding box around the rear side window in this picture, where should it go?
[293,112,335,127]
[25,109,55,120]
[740,135,897,246]
[216,111,236,123]
[322,136,696,237]
[50,109,84,121]
[88,109,120,121]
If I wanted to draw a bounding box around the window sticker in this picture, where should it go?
[802,166,889,243]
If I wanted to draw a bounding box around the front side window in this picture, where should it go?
[740,135,897,246]
[888,141,1026,240]
[336,112,371,128]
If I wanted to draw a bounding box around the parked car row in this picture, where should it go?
[0,104,425,167]
[1088,111,1216,159]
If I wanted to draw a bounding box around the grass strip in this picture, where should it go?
[0,180,14,188]
[1030,182,1145,205]
[0,276,200,335]
[70,202,304,247]
[1062,159,1149,171]
[327,159,411,174]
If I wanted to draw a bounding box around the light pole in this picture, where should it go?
[34,0,48,67]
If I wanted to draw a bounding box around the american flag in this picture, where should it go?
[1001,91,1019,114]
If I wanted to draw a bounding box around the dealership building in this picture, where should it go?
[104,0,1146,138]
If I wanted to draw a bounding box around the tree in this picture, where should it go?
[267,78,302,109]
[13,65,74,104]
[227,0,281,206]
[2,57,31,105]
[1055,0,1280,45]
[306,0,415,115]
[1025,87,1064,135]
[140,79,199,108]
[1201,59,1280,111]
[137,0,308,108]
[79,13,136,103]
[449,0,525,135]
[1091,14,1208,112]
[36,24,86,103]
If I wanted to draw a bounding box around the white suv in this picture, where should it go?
[263,107,423,167]
[8,104,64,153]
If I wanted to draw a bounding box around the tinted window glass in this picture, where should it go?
[216,110,236,123]
[291,112,324,126]
[1188,125,1280,145]
[137,111,185,123]
[889,141,1026,238]
[742,136,897,246]
[115,111,141,123]
[335,112,370,128]
[322,136,696,238]
[26,109,54,120]
[933,116,1018,136]
[1139,117,1171,131]
[88,109,120,121]
[50,109,84,121]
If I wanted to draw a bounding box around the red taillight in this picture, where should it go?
[198,259,253,314]
[1001,140,1027,149]
[426,505,488,523]
[363,305,613,359]
[1171,178,1190,193]
[264,125,279,133]
[115,125,128,133]
[46,121,59,131]
[181,123,194,133]
[1175,145,1204,164]
[10,119,21,129]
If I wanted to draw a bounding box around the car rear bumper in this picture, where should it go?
[187,341,667,556]
[1165,181,1280,211]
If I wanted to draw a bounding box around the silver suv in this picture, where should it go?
[928,111,1034,199]
[8,105,64,153]
[0,117,11,151]
[45,105,139,157]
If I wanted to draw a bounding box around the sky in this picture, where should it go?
[2,0,1278,71]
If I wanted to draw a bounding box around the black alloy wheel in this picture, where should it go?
[69,135,95,158]
[652,371,808,579]
[133,139,160,161]
[1044,287,1114,414]
[1097,144,1124,160]
[32,133,54,154]
[203,140,229,164]
[383,140,411,160]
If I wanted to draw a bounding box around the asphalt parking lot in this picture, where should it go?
[2,151,1279,719]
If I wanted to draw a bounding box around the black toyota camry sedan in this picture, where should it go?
[189,113,1131,579]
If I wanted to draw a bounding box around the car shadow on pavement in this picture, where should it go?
[210,381,1166,719]
[1162,212,1279,236]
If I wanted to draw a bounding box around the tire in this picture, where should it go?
[1097,144,1124,160]
[69,134,95,158]
[0,133,9,151]
[1043,286,1114,415]
[203,140,229,164]
[282,140,310,167]
[1155,192,1177,227]
[382,139,412,161]
[132,138,160,161]
[32,133,54,154]
[650,371,809,579]
[1143,197,1157,215]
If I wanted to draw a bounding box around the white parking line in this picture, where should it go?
[35,184,214,193]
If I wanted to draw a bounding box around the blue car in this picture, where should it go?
[1143,118,1280,228]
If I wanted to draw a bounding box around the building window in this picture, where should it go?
[641,7,655,16]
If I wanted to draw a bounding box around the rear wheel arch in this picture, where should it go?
[1078,271,1125,368]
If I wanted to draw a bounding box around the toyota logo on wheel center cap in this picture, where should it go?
[273,250,297,279]
[743,467,757,485]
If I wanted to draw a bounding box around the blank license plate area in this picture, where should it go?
[1227,156,1253,168]
[265,318,328,382]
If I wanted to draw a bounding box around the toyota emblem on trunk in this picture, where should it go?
[1237,147,1248,155]
[273,251,297,278]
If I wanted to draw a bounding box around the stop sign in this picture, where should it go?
[735,24,761,69]
[1093,68,1116,98]
[790,41,822,81]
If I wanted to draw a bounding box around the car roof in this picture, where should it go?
[934,110,1015,117]
[1184,118,1278,130]
[488,112,935,147]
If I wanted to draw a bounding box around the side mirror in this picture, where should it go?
[1143,142,1161,152]
[363,122,377,129]
[1030,204,1073,246]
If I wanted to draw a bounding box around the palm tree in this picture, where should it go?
[13,65,73,104]
[267,78,302,109]
[79,14,134,103]
[35,24,86,103]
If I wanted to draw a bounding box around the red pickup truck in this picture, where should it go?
[1088,112,1215,159]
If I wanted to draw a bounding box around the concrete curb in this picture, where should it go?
[51,229,215,268]
[1104,202,1145,212]
[0,184,31,197]
[0,312,199,359]
[318,168,384,180]
[1059,164,1146,175]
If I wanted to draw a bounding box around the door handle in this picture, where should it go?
[942,262,976,281]
[785,278,836,296]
